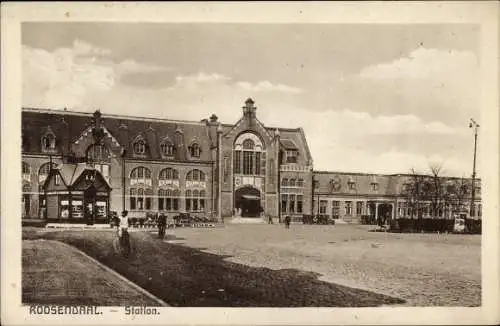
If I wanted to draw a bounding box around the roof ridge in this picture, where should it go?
[22,107,207,126]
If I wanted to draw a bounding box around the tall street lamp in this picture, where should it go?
[469,118,479,219]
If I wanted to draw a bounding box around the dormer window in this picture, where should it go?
[371,182,379,191]
[189,143,201,158]
[348,178,356,190]
[41,131,56,152]
[286,150,299,163]
[160,140,175,157]
[133,139,147,155]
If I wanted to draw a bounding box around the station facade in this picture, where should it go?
[21,99,482,223]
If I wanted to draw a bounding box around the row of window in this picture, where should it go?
[281,178,305,187]
[280,194,304,214]
[130,167,206,181]
[319,200,363,217]
[23,162,206,184]
[129,188,207,212]
[396,202,483,218]
[38,134,202,158]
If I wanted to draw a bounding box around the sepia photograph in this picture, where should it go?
[2,2,499,325]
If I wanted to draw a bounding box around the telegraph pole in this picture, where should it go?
[469,118,479,219]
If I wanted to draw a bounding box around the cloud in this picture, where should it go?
[22,42,170,109]
[72,39,111,57]
[23,44,115,109]
[359,47,478,81]
[22,42,475,177]
[237,80,302,94]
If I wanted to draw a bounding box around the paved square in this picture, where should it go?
[166,223,481,306]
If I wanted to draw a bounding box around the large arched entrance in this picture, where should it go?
[234,186,261,217]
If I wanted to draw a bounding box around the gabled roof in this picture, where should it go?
[22,108,213,162]
[52,163,111,190]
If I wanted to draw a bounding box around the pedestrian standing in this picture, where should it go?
[285,215,291,229]
[158,213,167,239]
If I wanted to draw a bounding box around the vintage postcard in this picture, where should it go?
[1,2,499,325]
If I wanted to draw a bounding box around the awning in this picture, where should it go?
[242,195,260,200]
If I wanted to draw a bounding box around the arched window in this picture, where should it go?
[289,179,296,187]
[297,179,304,188]
[129,166,152,210]
[38,162,57,184]
[160,140,176,156]
[86,144,111,181]
[41,132,56,151]
[281,178,288,187]
[189,142,201,158]
[22,162,31,182]
[159,168,179,180]
[233,133,263,176]
[133,139,147,155]
[185,189,205,212]
[86,144,110,163]
[186,169,206,182]
[130,166,152,184]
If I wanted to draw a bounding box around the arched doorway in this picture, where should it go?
[235,186,261,217]
[377,203,393,225]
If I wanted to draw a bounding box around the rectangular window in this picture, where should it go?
[234,151,241,174]
[200,199,205,211]
[371,183,379,191]
[166,198,172,211]
[281,194,288,213]
[223,157,229,182]
[186,198,191,211]
[173,198,179,211]
[130,197,136,210]
[286,150,298,163]
[146,197,151,210]
[158,198,164,211]
[356,202,363,215]
[297,195,303,213]
[137,197,144,210]
[332,201,340,219]
[255,152,261,175]
[345,201,352,215]
[289,194,296,214]
[193,198,198,211]
[55,174,61,185]
[319,200,327,214]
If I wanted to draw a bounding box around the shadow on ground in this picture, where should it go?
[23,229,405,307]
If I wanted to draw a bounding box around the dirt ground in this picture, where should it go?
[168,223,481,306]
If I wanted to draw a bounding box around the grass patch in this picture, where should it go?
[23,229,405,307]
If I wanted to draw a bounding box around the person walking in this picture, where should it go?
[158,213,167,239]
[116,210,131,257]
[285,215,291,229]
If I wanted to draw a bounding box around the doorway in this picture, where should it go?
[234,186,261,217]
[84,186,97,224]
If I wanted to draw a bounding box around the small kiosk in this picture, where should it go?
[43,163,112,224]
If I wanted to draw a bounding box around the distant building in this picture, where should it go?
[21,99,482,223]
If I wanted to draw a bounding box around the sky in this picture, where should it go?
[21,23,481,177]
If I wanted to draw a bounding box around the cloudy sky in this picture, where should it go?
[22,23,481,176]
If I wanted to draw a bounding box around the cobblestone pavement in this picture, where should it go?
[168,223,481,306]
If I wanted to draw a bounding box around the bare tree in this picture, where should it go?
[427,163,445,217]
[400,168,428,219]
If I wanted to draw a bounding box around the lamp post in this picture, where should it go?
[469,118,479,219]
